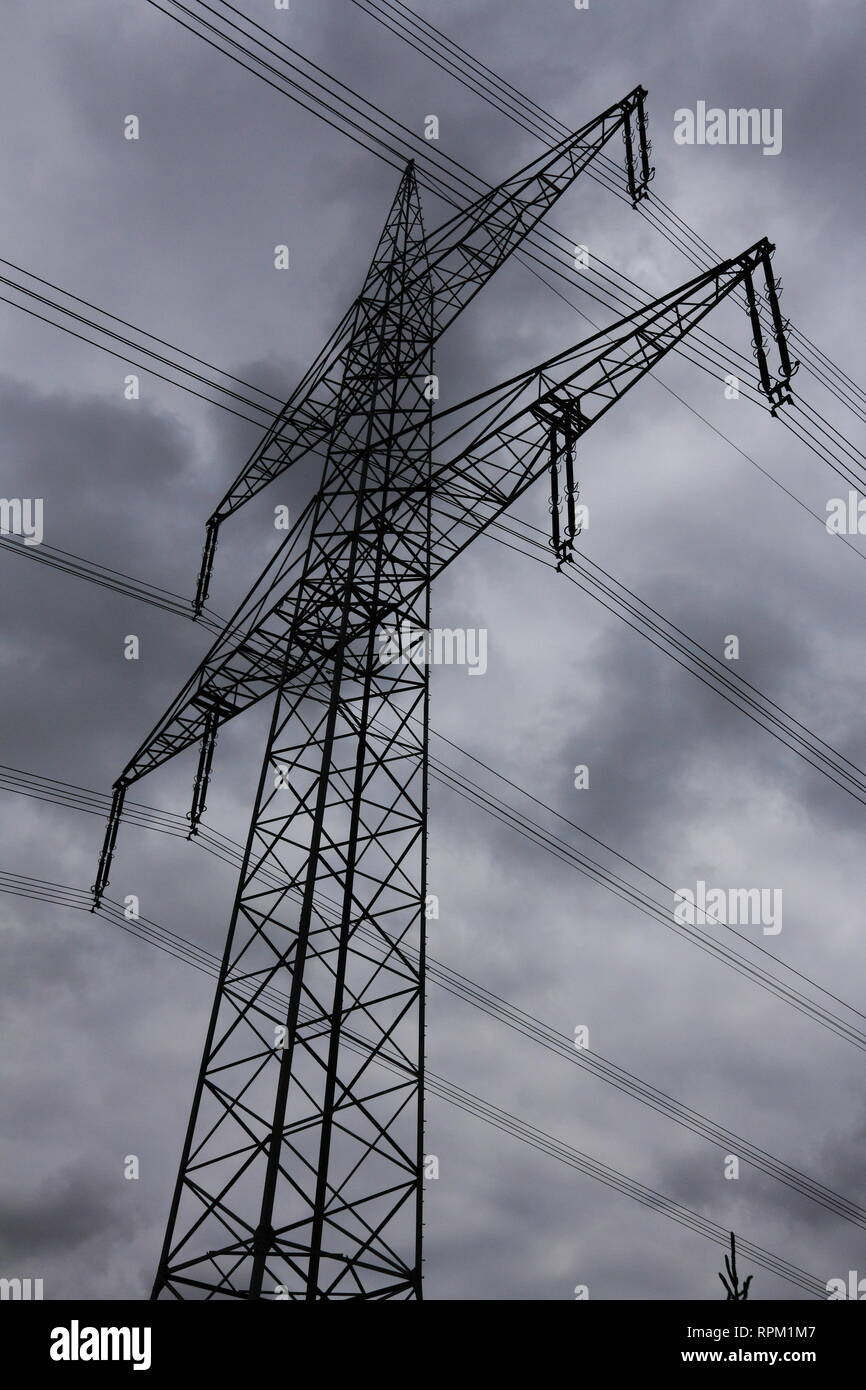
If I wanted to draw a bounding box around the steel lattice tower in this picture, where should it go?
[92,90,797,1300]
[153,164,435,1300]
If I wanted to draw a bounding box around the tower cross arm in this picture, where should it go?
[424,236,796,567]
[94,234,794,882]
[193,87,654,612]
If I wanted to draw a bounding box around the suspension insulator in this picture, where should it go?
[91,782,127,910]
[547,406,583,569]
[188,706,221,837]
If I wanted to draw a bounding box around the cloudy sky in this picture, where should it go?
[1,0,865,1301]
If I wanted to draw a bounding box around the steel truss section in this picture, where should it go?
[90,108,797,1303]
[152,162,434,1300]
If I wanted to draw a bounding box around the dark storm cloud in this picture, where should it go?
[0,0,864,1303]
[0,1166,134,1259]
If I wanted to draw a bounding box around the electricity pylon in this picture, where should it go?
[93,91,796,1300]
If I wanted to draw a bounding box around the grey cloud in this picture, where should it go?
[0,0,864,1303]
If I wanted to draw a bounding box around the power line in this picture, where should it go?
[8,271,866,822]
[11,3,855,1296]
[7,503,866,1043]
[475,511,866,809]
[6,254,866,581]
[0,533,226,628]
[350,0,866,426]
[0,868,828,1297]
[6,671,866,1057]
[0,259,278,427]
[152,0,866,501]
[6,744,866,1225]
